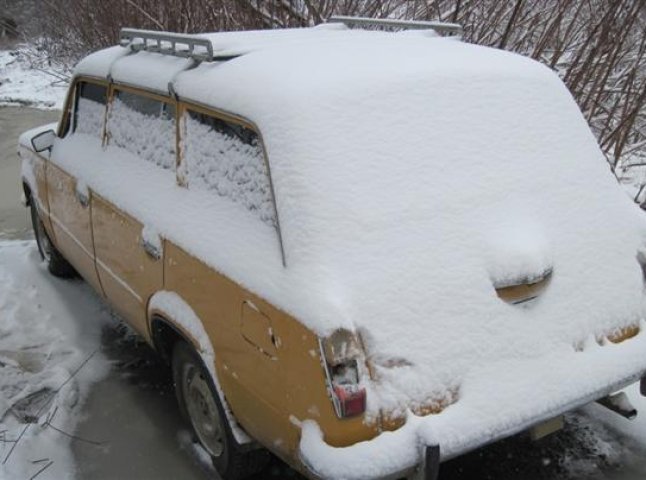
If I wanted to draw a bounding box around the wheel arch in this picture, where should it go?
[149,313,197,365]
[146,290,253,446]
[147,291,216,366]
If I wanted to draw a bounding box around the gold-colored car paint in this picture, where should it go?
[92,193,163,338]
[495,273,551,304]
[606,324,641,344]
[46,162,104,293]
[22,147,55,240]
[163,242,381,453]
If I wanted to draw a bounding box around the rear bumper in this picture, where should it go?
[299,330,646,480]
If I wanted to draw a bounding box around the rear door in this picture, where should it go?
[91,86,176,337]
[47,80,107,293]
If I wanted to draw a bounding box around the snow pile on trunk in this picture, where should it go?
[0,241,112,479]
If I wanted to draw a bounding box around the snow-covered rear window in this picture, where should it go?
[73,82,106,139]
[182,110,276,226]
[107,89,176,171]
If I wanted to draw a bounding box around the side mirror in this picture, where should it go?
[31,129,57,153]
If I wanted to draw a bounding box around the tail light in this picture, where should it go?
[319,329,366,418]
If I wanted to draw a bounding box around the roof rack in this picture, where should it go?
[328,16,462,36]
[119,28,237,62]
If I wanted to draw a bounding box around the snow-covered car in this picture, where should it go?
[18,17,646,480]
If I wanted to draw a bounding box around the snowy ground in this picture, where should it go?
[0,240,114,479]
[0,45,68,109]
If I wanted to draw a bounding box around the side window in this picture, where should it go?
[107,89,176,171]
[72,81,107,139]
[182,110,276,227]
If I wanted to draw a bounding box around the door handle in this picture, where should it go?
[76,189,89,208]
[141,239,162,261]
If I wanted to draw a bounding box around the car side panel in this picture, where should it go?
[92,193,162,339]
[46,161,103,293]
[162,241,379,462]
[163,242,293,450]
[21,147,55,241]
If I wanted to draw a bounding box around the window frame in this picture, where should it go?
[105,83,179,169]
[178,100,286,266]
[58,76,110,140]
[58,78,286,267]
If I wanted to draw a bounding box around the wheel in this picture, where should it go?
[30,201,76,277]
[172,341,269,479]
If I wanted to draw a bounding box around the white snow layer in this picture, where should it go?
[0,241,112,479]
[58,30,646,475]
[74,97,104,139]
[182,113,277,226]
[0,48,67,109]
[107,96,176,170]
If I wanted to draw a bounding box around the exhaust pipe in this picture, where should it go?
[596,392,637,420]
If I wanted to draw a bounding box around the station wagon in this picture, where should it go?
[19,16,646,480]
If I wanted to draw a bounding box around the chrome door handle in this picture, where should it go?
[141,239,162,260]
[76,189,89,208]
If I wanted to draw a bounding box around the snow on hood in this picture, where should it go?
[173,37,646,413]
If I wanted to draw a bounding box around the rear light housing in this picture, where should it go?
[319,329,367,418]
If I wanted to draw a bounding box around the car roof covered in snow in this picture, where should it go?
[74,24,536,105]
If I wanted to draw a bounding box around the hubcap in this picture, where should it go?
[184,365,224,457]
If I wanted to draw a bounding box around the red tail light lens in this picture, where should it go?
[320,329,366,418]
[333,384,366,417]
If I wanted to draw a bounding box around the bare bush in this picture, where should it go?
[21,0,646,167]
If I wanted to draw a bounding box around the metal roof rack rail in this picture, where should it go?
[327,16,462,36]
[119,28,237,62]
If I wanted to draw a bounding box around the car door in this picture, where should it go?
[91,86,175,337]
[47,80,107,293]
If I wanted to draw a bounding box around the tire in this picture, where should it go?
[30,201,76,278]
[172,341,269,479]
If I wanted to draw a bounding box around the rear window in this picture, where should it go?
[73,82,107,139]
[182,110,276,226]
[107,89,176,171]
